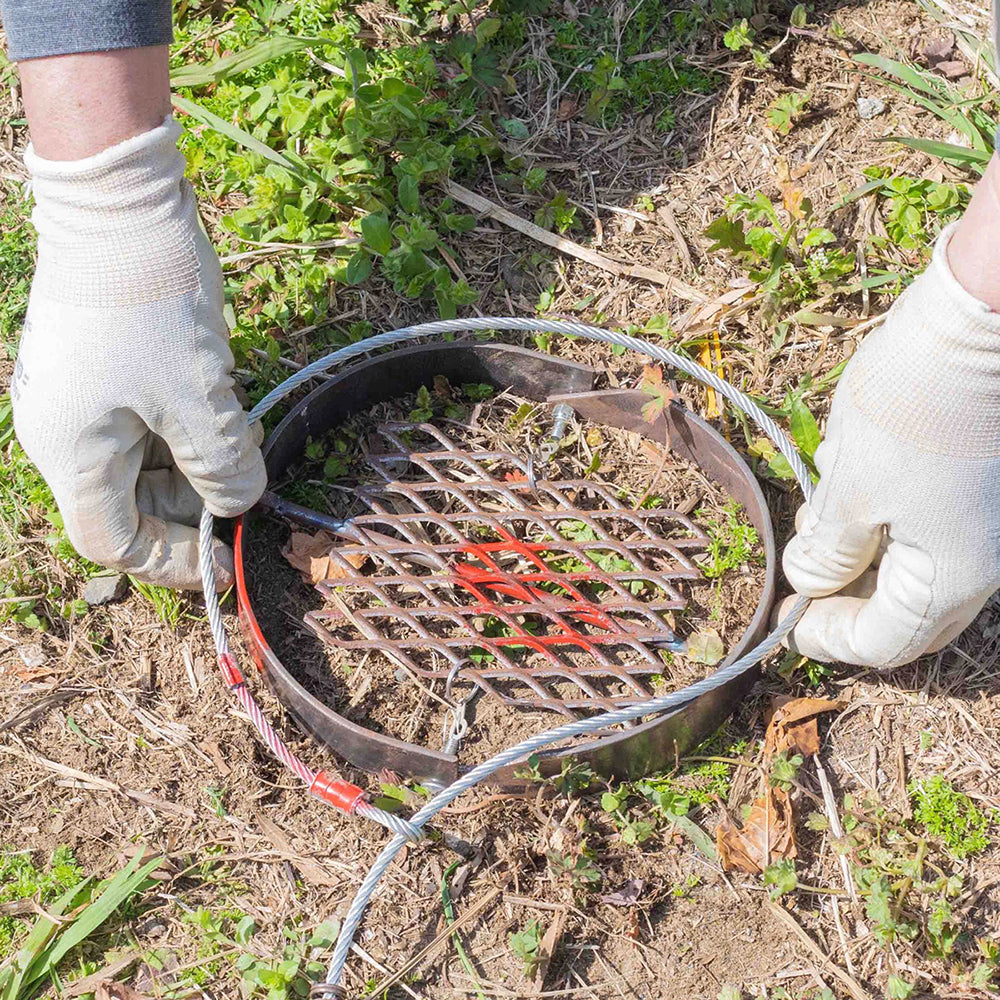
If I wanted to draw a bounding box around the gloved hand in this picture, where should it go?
[12,117,265,590]
[781,223,1000,668]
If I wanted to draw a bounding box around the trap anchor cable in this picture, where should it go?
[199,316,814,996]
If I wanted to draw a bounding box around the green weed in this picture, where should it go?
[776,650,833,688]
[745,380,828,483]
[705,191,856,325]
[769,752,803,791]
[528,0,718,130]
[130,577,187,628]
[0,203,33,355]
[184,907,340,1000]
[696,500,761,580]
[0,852,163,1000]
[508,920,544,979]
[546,845,602,893]
[0,848,83,955]
[766,91,810,135]
[862,169,968,253]
[910,776,992,859]
[762,858,798,898]
[805,792,987,970]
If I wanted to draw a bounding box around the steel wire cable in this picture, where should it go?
[197,316,816,995]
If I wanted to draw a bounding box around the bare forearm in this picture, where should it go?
[947,154,1000,312]
[18,46,170,160]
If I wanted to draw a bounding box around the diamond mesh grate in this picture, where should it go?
[304,421,713,717]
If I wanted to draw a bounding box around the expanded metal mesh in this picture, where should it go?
[303,420,712,716]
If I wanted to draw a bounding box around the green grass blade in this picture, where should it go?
[1,877,93,1000]
[171,95,318,181]
[853,52,951,100]
[830,176,888,211]
[170,35,335,88]
[875,135,991,171]
[670,815,718,860]
[20,854,163,993]
[853,53,989,151]
[441,862,487,1000]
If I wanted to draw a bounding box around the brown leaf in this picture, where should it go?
[281,530,367,585]
[921,31,955,62]
[531,909,567,993]
[716,786,797,873]
[557,96,579,121]
[600,878,644,906]
[256,812,340,887]
[639,365,676,423]
[763,695,845,757]
[775,155,812,220]
[96,982,151,1000]
[935,59,967,79]
[432,374,453,400]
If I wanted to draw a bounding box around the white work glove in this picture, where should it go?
[12,117,265,590]
[782,223,1000,668]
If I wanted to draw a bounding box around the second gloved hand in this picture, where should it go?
[781,224,1000,668]
[12,117,265,590]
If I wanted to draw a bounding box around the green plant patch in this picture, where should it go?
[0,848,83,954]
[910,775,992,859]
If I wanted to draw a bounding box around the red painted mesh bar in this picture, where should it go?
[302,422,711,717]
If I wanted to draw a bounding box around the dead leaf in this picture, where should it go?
[935,59,967,79]
[763,695,845,757]
[531,910,567,993]
[639,365,676,423]
[687,628,724,666]
[256,812,341,887]
[717,786,797,873]
[600,878,644,906]
[775,155,812,220]
[921,31,955,62]
[96,982,151,1000]
[281,530,368,585]
[432,374,453,399]
[557,96,579,121]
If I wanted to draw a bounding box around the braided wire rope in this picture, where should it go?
[197,317,816,993]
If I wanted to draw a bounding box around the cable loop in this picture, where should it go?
[355,802,423,842]
[197,316,816,994]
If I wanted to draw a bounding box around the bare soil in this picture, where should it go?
[4,0,1000,998]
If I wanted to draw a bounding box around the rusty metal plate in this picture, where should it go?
[304,420,713,717]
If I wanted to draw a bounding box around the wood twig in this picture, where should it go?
[0,743,197,820]
[656,204,696,274]
[814,754,857,902]
[369,884,504,997]
[767,901,876,1000]
[441,180,707,303]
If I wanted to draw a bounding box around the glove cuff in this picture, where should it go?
[839,222,1000,459]
[25,116,206,308]
[929,220,1000,322]
[26,116,186,239]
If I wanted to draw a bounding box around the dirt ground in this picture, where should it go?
[4,0,1000,998]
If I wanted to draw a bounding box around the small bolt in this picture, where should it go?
[550,403,575,441]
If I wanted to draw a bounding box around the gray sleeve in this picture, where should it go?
[0,1,172,61]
